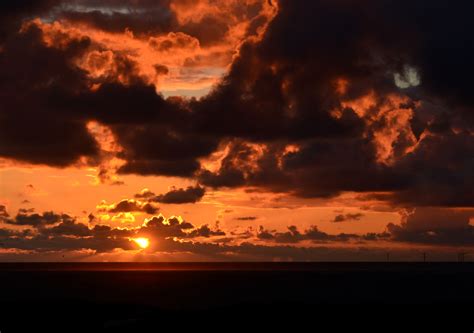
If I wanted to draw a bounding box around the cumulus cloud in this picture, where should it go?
[134,188,156,199]
[0,206,228,253]
[187,224,226,238]
[4,1,474,260]
[1,203,473,259]
[3,211,74,227]
[151,185,205,204]
[386,208,474,246]
[139,215,195,238]
[0,22,100,166]
[192,0,474,207]
[97,199,159,214]
[0,0,473,210]
[133,185,206,205]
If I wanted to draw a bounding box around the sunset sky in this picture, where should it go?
[0,0,473,261]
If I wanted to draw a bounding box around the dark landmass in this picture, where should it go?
[0,262,473,332]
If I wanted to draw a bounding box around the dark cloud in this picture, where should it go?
[257,225,359,244]
[378,133,474,207]
[43,219,93,237]
[0,205,9,219]
[136,215,226,239]
[100,199,159,214]
[235,216,258,221]
[192,0,474,207]
[110,120,218,178]
[134,188,156,200]
[230,228,254,240]
[386,208,474,246]
[256,226,275,240]
[186,224,226,238]
[0,207,227,253]
[138,215,194,238]
[87,213,96,223]
[1,204,474,258]
[57,1,174,35]
[333,213,364,223]
[52,0,270,47]
[4,211,73,227]
[0,234,136,253]
[0,0,60,41]
[151,185,205,204]
[0,22,100,166]
[0,0,472,210]
[18,208,35,214]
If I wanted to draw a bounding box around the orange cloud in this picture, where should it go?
[86,121,126,185]
[24,0,278,97]
[340,90,419,165]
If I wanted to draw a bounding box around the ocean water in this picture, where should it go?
[0,262,473,331]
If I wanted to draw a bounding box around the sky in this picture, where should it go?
[0,0,473,262]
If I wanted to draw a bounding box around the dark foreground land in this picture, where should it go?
[1,262,474,331]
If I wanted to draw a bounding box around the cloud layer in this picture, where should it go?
[0,0,473,259]
[0,0,472,208]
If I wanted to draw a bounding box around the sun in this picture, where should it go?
[132,238,150,249]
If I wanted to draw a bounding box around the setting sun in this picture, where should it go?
[132,238,150,249]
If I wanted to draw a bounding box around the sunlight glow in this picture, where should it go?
[132,238,150,249]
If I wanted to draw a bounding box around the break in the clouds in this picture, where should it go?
[0,0,473,259]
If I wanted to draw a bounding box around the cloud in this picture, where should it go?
[3,211,74,227]
[235,216,258,221]
[43,219,93,237]
[57,0,173,35]
[190,0,474,207]
[139,214,194,238]
[333,213,364,223]
[186,224,225,238]
[151,185,205,204]
[134,188,156,199]
[0,0,473,210]
[386,208,474,246]
[0,205,9,219]
[0,207,228,253]
[97,199,159,214]
[257,225,359,244]
[1,204,474,260]
[0,22,100,166]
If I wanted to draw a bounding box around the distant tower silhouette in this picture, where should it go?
[458,252,467,262]
[422,252,427,262]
